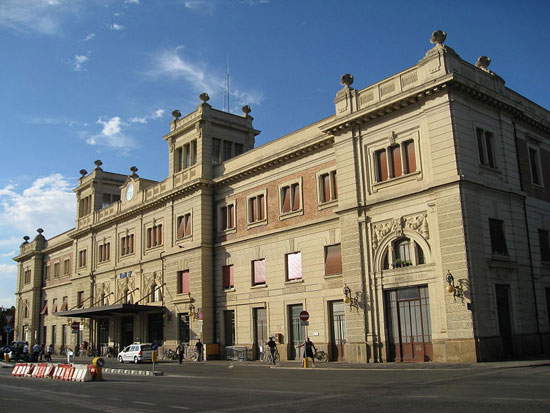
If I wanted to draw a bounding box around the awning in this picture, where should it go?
[54,303,165,319]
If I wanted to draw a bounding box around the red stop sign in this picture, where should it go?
[299,311,309,321]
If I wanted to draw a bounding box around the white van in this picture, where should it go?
[118,343,153,363]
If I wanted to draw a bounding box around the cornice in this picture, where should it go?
[214,135,335,186]
[70,179,211,238]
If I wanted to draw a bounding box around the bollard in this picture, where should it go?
[91,357,104,381]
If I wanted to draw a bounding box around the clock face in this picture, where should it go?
[125,183,134,201]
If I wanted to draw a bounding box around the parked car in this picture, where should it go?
[1,342,26,361]
[118,343,153,364]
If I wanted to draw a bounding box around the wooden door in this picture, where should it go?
[385,286,432,362]
[329,301,346,361]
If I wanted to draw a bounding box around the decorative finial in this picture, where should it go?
[242,105,251,116]
[130,166,139,177]
[430,30,447,45]
[340,74,354,88]
[199,93,210,103]
[22,236,30,243]
[36,228,44,234]
[94,160,103,171]
[79,169,87,177]
[171,109,181,120]
[475,56,491,70]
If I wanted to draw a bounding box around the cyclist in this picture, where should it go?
[195,339,204,361]
[266,337,277,365]
[298,337,317,366]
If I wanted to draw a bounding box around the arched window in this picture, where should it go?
[381,237,427,270]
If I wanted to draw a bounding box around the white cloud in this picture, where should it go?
[0,263,16,278]
[129,108,165,124]
[28,116,86,127]
[72,54,90,71]
[0,0,79,35]
[84,32,95,41]
[86,116,136,149]
[110,23,125,31]
[240,0,270,5]
[150,48,262,109]
[125,0,140,3]
[184,1,215,15]
[0,174,75,237]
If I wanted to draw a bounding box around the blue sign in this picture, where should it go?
[4,326,13,333]
[119,271,132,279]
[151,343,159,351]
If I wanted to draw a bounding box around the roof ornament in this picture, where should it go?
[22,236,30,244]
[129,166,139,178]
[79,169,87,178]
[36,228,44,234]
[171,109,181,120]
[242,105,251,117]
[475,56,491,71]
[199,92,210,103]
[340,73,354,88]
[94,160,103,171]
[430,30,447,46]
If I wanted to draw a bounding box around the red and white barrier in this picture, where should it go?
[71,365,92,382]
[12,362,96,382]
[11,363,33,377]
[31,363,48,378]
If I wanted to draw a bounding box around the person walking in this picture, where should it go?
[45,344,53,362]
[195,339,204,362]
[266,337,277,365]
[39,343,45,361]
[32,343,41,362]
[22,342,29,361]
[298,337,317,366]
[176,342,185,365]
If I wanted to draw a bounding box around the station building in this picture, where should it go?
[13,31,550,363]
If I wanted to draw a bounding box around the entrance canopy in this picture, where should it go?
[54,303,165,319]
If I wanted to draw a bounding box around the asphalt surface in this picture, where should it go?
[1,359,550,412]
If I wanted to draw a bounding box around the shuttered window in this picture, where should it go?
[319,171,338,203]
[281,183,301,214]
[220,204,235,231]
[375,149,388,182]
[390,145,402,178]
[177,270,190,294]
[286,252,302,281]
[147,224,163,248]
[177,213,192,238]
[489,218,508,256]
[324,244,342,276]
[403,140,416,173]
[248,194,266,223]
[252,259,266,285]
[223,265,234,290]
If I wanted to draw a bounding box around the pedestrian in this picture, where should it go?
[298,337,317,366]
[176,342,185,365]
[266,337,277,365]
[195,339,204,362]
[39,343,45,361]
[32,343,41,362]
[22,342,29,361]
[45,344,53,362]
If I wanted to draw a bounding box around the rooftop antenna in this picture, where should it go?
[224,57,230,113]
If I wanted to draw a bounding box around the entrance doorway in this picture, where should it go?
[385,285,432,362]
[329,301,346,361]
[120,317,134,347]
[97,319,109,354]
[148,313,164,345]
[178,313,190,344]
[288,304,305,360]
[253,308,267,360]
[495,284,513,357]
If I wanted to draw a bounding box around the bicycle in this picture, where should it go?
[163,348,178,361]
[262,349,280,364]
[313,350,328,363]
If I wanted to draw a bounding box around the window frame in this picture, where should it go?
[78,249,87,268]
[222,264,235,290]
[145,223,163,250]
[246,190,267,227]
[176,211,193,240]
[285,251,303,282]
[317,168,338,207]
[527,144,544,187]
[324,244,342,276]
[218,200,237,233]
[279,178,303,219]
[475,127,497,169]
[177,270,190,295]
[488,218,509,256]
[120,234,135,257]
[98,242,111,263]
[251,258,267,286]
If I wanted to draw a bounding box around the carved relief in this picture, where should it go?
[372,212,429,250]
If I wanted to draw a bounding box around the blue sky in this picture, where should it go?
[1,0,549,306]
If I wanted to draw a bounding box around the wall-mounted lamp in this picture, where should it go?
[445,270,469,301]
[343,284,361,311]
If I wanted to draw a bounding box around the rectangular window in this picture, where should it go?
[52,298,57,313]
[281,183,301,214]
[375,149,388,182]
[223,141,233,161]
[175,147,183,172]
[177,270,190,294]
[61,296,68,311]
[319,171,338,203]
[286,252,302,281]
[234,143,243,156]
[183,143,191,169]
[223,265,234,290]
[98,242,111,262]
[77,291,84,308]
[248,194,265,223]
[177,213,192,239]
[476,128,496,168]
[539,229,550,261]
[63,259,70,275]
[252,259,266,285]
[53,262,60,277]
[78,250,87,267]
[212,138,221,164]
[325,244,342,276]
[220,204,235,231]
[390,145,402,178]
[24,269,31,284]
[529,147,542,185]
[44,265,49,281]
[120,235,134,256]
[190,140,197,166]
[147,224,163,248]
[402,140,416,174]
[489,218,508,256]
[79,195,92,217]
[51,325,56,346]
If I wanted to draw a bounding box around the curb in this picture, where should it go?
[102,367,163,376]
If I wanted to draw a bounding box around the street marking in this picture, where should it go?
[489,397,550,403]
[169,406,191,410]
[134,401,155,406]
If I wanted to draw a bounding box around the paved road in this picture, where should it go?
[1,361,550,412]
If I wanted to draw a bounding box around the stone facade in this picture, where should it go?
[13,31,550,363]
